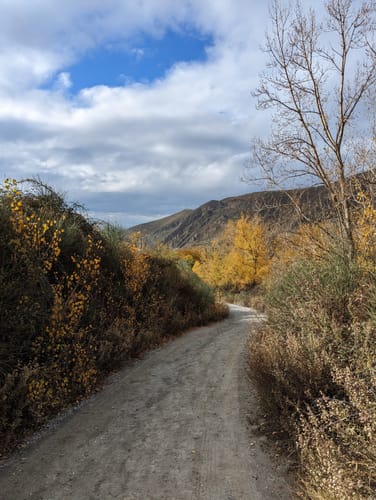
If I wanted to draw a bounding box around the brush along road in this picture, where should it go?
[0,305,291,499]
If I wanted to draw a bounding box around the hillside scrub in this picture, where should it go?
[249,209,376,498]
[0,179,228,456]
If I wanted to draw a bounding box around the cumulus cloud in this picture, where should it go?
[0,0,273,226]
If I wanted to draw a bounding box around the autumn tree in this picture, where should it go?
[192,240,227,289]
[250,0,376,260]
[223,215,269,289]
[193,215,270,291]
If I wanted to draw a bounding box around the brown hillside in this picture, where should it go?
[127,183,333,248]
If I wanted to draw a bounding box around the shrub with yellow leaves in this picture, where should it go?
[0,179,226,455]
[3,178,64,273]
[30,234,103,417]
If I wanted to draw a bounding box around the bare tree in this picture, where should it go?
[250,0,376,259]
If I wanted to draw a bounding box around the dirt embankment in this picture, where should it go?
[0,305,291,500]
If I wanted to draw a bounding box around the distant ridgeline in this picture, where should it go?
[126,171,376,248]
[126,184,332,248]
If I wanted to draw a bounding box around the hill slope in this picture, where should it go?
[128,184,331,248]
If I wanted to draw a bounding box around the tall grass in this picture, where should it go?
[249,241,376,498]
[0,179,228,455]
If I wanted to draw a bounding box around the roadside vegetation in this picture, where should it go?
[245,0,376,497]
[0,178,228,456]
[249,193,376,498]
[190,182,376,498]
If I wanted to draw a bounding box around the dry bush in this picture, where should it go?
[249,324,333,438]
[298,361,376,499]
[249,239,376,497]
[0,366,37,454]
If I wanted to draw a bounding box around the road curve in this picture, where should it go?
[0,305,291,500]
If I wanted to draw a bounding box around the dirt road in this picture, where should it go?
[0,305,291,500]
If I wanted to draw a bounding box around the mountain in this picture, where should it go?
[127,183,332,248]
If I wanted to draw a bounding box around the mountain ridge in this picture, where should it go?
[127,183,332,248]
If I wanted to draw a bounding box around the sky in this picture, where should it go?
[0,0,277,227]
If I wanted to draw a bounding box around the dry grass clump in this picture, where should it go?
[0,179,227,456]
[298,363,376,499]
[249,248,376,498]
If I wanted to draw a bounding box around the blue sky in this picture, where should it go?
[68,29,213,91]
[0,0,270,227]
[43,28,214,93]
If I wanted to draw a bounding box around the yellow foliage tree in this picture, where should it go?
[271,186,376,272]
[223,215,269,290]
[192,241,226,288]
[193,214,270,291]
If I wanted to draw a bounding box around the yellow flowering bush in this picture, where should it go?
[0,179,225,455]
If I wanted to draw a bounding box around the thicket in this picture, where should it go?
[0,179,227,456]
[249,194,376,498]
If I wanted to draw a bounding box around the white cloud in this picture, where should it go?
[55,72,72,91]
[0,0,272,225]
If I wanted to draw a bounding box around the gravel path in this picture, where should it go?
[0,304,291,500]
